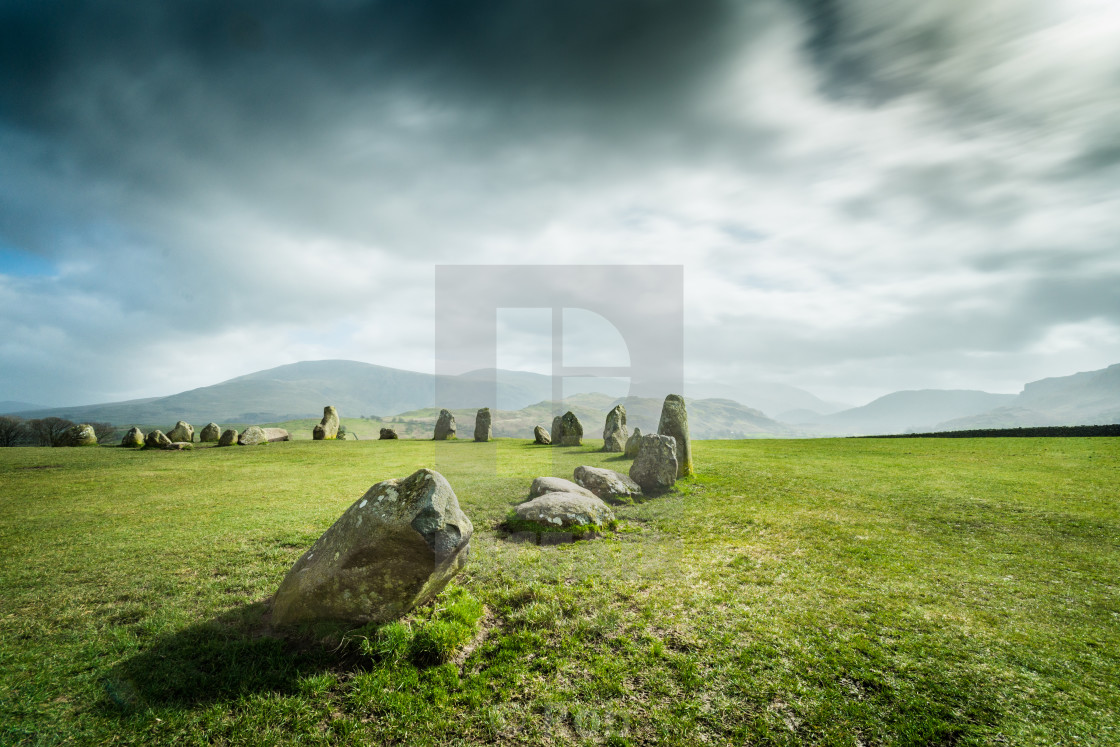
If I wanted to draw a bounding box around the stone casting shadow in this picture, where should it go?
[99,599,365,714]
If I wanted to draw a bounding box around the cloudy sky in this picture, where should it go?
[2,0,1118,409]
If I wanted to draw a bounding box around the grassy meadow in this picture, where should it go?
[0,436,1117,745]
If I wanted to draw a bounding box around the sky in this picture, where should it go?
[1,0,1118,409]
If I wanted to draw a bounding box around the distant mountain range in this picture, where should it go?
[3,359,1116,438]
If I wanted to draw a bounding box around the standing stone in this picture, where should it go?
[218,428,238,447]
[550,416,563,447]
[238,426,268,446]
[433,409,456,440]
[145,430,172,449]
[629,434,678,494]
[272,468,473,626]
[313,406,340,440]
[602,404,628,452]
[533,425,551,445]
[199,423,221,443]
[121,426,145,448]
[167,421,194,443]
[624,427,643,458]
[573,465,641,504]
[657,394,694,478]
[379,427,399,440]
[59,423,98,447]
[473,408,491,442]
[559,411,583,446]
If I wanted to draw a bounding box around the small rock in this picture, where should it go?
[514,492,615,528]
[602,404,628,452]
[167,421,194,443]
[165,441,193,451]
[434,409,456,440]
[529,476,596,500]
[474,407,491,442]
[629,434,678,494]
[533,425,551,444]
[379,427,399,440]
[199,423,221,443]
[145,430,172,449]
[218,428,238,446]
[313,406,340,440]
[262,428,290,442]
[624,427,643,458]
[574,465,641,504]
[121,426,144,448]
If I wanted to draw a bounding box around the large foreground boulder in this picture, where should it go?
[574,465,641,504]
[474,408,491,442]
[218,428,238,446]
[515,492,615,528]
[121,426,144,448]
[59,423,98,447]
[272,468,473,626]
[379,428,399,440]
[529,476,596,500]
[550,416,562,447]
[558,411,583,446]
[313,406,340,440]
[238,426,268,446]
[533,425,551,445]
[145,430,172,449]
[602,405,628,452]
[629,434,678,494]
[433,409,456,440]
[199,423,221,443]
[167,421,194,443]
[657,395,693,477]
[624,427,643,458]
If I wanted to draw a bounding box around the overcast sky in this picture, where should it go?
[2,0,1118,409]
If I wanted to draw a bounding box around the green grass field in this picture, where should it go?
[1,437,1117,745]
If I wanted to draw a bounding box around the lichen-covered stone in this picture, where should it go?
[218,428,238,446]
[238,426,268,445]
[529,476,595,500]
[624,427,643,458]
[473,408,491,442]
[657,394,693,477]
[550,416,562,447]
[533,425,551,444]
[629,434,678,494]
[199,423,221,443]
[167,421,194,443]
[379,428,399,440]
[145,430,172,449]
[559,411,583,446]
[165,442,193,451]
[272,468,473,626]
[602,405,628,452]
[121,426,144,448]
[313,406,340,440]
[574,465,641,504]
[433,409,456,440]
[59,423,98,447]
[262,428,290,442]
[514,492,615,528]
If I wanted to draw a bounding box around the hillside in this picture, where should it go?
[799,390,1017,436]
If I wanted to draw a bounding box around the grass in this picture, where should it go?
[0,437,1117,744]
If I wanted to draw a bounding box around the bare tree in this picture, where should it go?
[24,417,76,446]
[90,422,117,443]
[0,415,28,447]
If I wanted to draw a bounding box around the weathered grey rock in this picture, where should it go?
[379,427,399,440]
[218,428,238,447]
[167,421,194,443]
[262,428,290,442]
[272,468,473,626]
[199,423,221,443]
[313,406,340,440]
[533,425,551,445]
[473,408,491,442]
[515,492,615,528]
[529,476,596,500]
[165,442,193,451]
[574,465,641,504]
[550,416,562,447]
[433,409,456,440]
[145,430,172,449]
[121,426,144,448]
[602,405,628,452]
[559,411,583,446]
[238,426,268,446]
[657,394,693,477]
[59,423,98,447]
[624,427,643,458]
[629,434,678,494]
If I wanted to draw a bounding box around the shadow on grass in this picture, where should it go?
[99,600,363,713]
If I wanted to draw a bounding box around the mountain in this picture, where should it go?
[800,390,1018,436]
[934,364,1120,431]
[0,401,45,415]
[686,379,849,419]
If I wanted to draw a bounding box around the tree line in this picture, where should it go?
[0,416,116,446]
